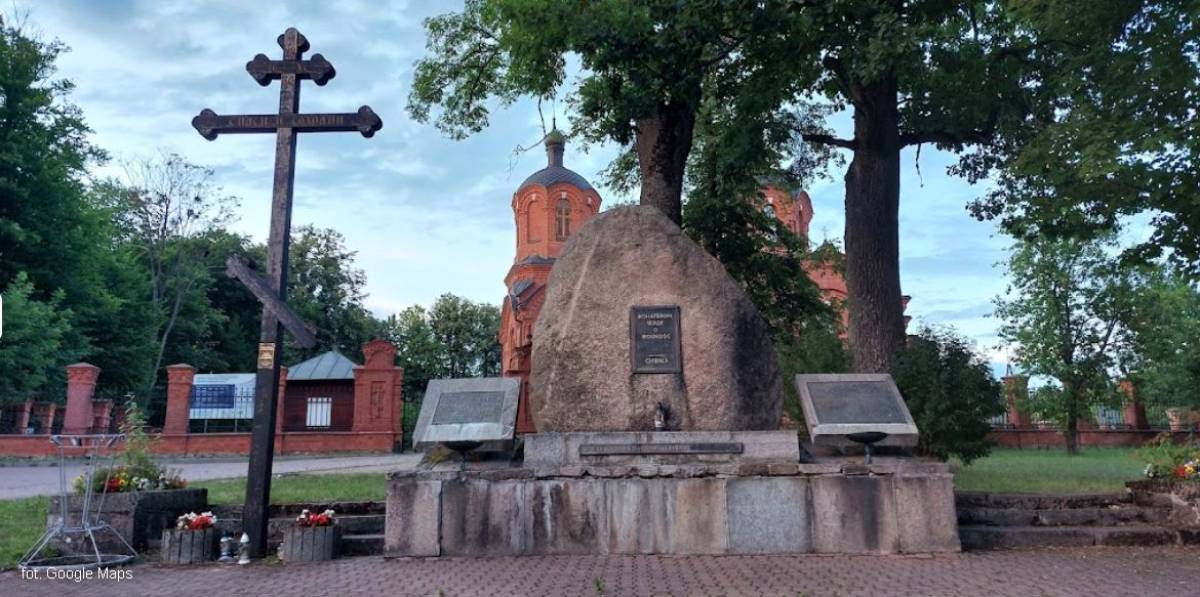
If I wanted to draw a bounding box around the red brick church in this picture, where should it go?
[499,132,853,433]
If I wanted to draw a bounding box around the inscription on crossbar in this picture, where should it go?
[578,442,744,456]
[431,391,506,425]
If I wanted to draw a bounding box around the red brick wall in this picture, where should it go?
[0,431,402,458]
[988,429,1192,449]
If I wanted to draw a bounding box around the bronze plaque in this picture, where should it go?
[430,391,506,425]
[630,305,682,374]
[578,442,742,456]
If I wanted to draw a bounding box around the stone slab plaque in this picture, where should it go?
[578,442,744,456]
[630,305,682,373]
[794,374,919,447]
[413,377,520,451]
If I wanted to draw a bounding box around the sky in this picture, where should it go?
[16,0,1016,369]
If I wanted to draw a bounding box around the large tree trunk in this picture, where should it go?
[635,101,696,225]
[1064,379,1081,455]
[844,76,907,373]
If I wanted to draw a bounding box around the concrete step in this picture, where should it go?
[214,514,384,539]
[211,500,385,519]
[959,525,1186,550]
[342,533,384,556]
[958,506,1171,527]
[955,491,1128,510]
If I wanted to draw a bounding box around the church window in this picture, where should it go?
[555,198,571,240]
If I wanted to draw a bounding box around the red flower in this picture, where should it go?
[105,477,123,493]
[1173,465,1189,479]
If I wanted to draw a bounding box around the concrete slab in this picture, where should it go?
[726,477,810,554]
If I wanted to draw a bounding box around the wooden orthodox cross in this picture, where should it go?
[192,27,381,558]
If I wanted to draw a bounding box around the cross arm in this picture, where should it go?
[191,106,383,140]
[247,53,336,86]
[225,256,318,349]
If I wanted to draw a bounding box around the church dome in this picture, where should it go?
[517,131,593,192]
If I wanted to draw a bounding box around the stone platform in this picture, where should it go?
[385,440,959,557]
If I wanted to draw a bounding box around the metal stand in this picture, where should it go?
[20,434,138,570]
[846,431,888,465]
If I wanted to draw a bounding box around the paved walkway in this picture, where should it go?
[0,454,421,499]
[3,546,1198,596]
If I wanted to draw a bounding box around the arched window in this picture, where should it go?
[764,204,777,220]
[555,198,571,240]
[525,197,538,243]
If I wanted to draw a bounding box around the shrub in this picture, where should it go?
[1138,433,1200,480]
[892,325,1004,464]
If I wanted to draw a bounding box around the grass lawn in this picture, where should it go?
[193,472,388,504]
[954,448,1144,494]
[0,496,47,571]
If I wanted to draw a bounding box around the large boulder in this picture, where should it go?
[530,205,782,432]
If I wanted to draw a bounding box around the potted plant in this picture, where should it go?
[279,509,341,562]
[162,511,218,564]
[1128,434,1200,527]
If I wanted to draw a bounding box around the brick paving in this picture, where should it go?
[4,546,1199,596]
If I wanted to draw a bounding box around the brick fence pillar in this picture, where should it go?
[31,402,56,434]
[352,340,403,434]
[62,363,101,435]
[91,399,113,433]
[13,400,33,433]
[1002,375,1031,427]
[163,364,196,435]
[1119,379,1149,430]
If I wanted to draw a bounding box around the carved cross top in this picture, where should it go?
[191,28,382,140]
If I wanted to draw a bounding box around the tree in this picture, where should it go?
[286,225,380,360]
[968,1,1200,275]
[105,154,238,391]
[786,2,1054,372]
[683,94,837,337]
[892,325,1003,464]
[1116,269,1200,410]
[994,234,1136,453]
[407,0,808,225]
[428,294,501,379]
[0,273,75,405]
[0,15,106,295]
[381,305,445,402]
[380,294,501,400]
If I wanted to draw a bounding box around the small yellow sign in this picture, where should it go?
[257,343,276,369]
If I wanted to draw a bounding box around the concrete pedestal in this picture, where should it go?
[385,458,959,556]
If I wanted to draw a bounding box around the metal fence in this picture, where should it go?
[188,384,255,433]
[990,402,1199,431]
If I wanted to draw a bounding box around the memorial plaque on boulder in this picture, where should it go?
[795,374,918,447]
[531,206,782,432]
[413,377,520,451]
[630,305,682,373]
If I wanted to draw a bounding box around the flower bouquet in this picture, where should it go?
[163,511,218,564]
[280,508,341,562]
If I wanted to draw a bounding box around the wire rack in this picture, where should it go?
[19,434,138,570]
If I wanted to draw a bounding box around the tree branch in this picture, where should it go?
[801,132,858,150]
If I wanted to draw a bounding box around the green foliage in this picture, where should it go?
[1116,269,1200,410]
[381,294,501,401]
[892,326,1003,464]
[74,404,185,494]
[994,234,1137,451]
[968,1,1200,275]
[0,273,75,405]
[1137,433,1200,480]
[286,225,381,361]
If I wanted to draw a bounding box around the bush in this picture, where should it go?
[72,403,186,494]
[1138,433,1200,480]
[892,326,1004,464]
